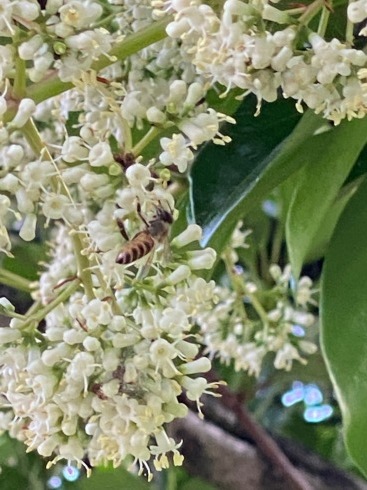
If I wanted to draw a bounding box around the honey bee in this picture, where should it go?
[115,204,173,266]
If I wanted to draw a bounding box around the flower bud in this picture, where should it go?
[166,265,191,284]
[10,99,36,128]
[176,340,199,358]
[62,417,78,436]
[38,436,60,457]
[0,328,21,344]
[146,107,166,124]
[53,41,67,55]
[187,248,216,270]
[168,80,187,105]
[19,213,37,241]
[0,195,10,216]
[0,297,14,311]
[18,35,43,60]
[80,173,109,191]
[0,96,7,116]
[5,144,24,166]
[63,328,87,345]
[348,0,367,23]
[13,1,39,20]
[262,5,290,23]
[185,82,204,107]
[171,224,202,248]
[299,340,318,354]
[179,357,211,375]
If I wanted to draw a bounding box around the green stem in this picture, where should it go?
[25,278,81,327]
[13,56,27,99]
[222,249,249,322]
[317,6,330,37]
[246,288,270,336]
[131,126,163,156]
[270,222,283,265]
[92,17,171,72]
[0,309,27,320]
[25,299,42,317]
[259,246,270,283]
[26,77,73,105]
[118,115,133,153]
[299,0,324,25]
[21,118,49,157]
[70,233,95,301]
[346,0,354,44]
[0,268,32,292]
[284,7,307,15]
[26,17,171,104]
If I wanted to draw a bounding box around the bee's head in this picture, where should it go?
[156,207,173,224]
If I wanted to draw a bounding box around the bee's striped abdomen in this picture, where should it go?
[116,231,154,264]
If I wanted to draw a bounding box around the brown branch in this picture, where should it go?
[204,371,314,490]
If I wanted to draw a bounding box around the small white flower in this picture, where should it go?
[125,163,151,188]
[81,299,112,330]
[61,137,89,163]
[348,0,367,23]
[88,142,114,167]
[42,194,70,220]
[59,1,103,29]
[159,134,194,173]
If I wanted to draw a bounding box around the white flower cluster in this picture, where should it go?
[0,169,218,475]
[197,228,317,377]
[163,0,367,123]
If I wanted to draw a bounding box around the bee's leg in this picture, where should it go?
[136,201,150,227]
[116,218,130,241]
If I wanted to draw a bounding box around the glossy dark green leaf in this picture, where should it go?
[304,178,362,263]
[286,117,367,279]
[345,143,367,185]
[189,95,322,253]
[321,174,367,477]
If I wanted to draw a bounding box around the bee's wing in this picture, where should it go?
[162,237,172,265]
[136,246,155,280]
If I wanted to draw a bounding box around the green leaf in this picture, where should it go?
[79,466,150,490]
[321,174,367,478]
[305,178,362,263]
[189,95,322,254]
[181,477,217,490]
[205,87,243,115]
[286,117,367,279]
[65,111,81,136]
[3,242,45,281]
